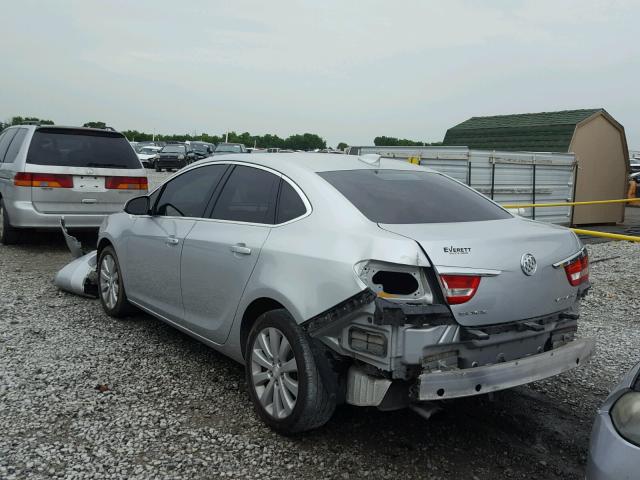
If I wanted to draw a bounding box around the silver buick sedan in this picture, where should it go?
[95,153,594,434]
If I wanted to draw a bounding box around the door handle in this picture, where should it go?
[230,243,251,255]
[165,236,180,246]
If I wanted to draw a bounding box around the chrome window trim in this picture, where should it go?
[140,160,312,227]
[552,246,588,269]
[436,266,502,277]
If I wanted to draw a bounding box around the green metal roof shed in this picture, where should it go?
[443,109,605,152]
[443,109,630,225]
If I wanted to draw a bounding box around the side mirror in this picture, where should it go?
[124,195,150,215]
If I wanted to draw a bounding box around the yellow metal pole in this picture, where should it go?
[571,229,640,243]
[503,198,640,209]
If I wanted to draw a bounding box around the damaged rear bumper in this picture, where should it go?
[417,337,595,400]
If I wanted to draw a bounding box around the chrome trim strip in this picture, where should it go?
[552,246,587,269]
[435,266,501,277]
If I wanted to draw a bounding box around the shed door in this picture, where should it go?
[571,115,627,225]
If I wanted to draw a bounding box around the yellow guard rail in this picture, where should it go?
[502,198,640,209]
[500,197,640,242]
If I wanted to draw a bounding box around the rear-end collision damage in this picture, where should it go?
[53,157,597,432]
[302,241,594,412]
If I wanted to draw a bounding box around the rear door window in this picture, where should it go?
[26,128,141,169]
[155,164,227,218]
[319,169,512,224]
[211,166,280,224]
[3,128,28,163]
[0,129,18,163]
[276,180,307,223]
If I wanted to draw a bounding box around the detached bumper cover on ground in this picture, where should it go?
[53,219,98,298]
[54,251,98,298]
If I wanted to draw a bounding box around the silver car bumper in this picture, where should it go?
[418,337,595,400]
[8,200,108,228]
[586,411,640,480]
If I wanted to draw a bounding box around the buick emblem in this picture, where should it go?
[521,253,537,276]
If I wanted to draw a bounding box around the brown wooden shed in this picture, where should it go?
[443,109,630,225]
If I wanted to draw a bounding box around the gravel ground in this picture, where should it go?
[1,174,639,479]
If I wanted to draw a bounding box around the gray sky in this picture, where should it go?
[1,0,639,149]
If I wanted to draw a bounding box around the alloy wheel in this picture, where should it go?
[100,254,120,310]
[251,327,299,419]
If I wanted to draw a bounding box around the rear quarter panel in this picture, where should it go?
[226,205,430,358]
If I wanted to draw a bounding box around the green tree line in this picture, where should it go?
[374,136,443,147]
[122,130,328,151]
[1,116,442,150]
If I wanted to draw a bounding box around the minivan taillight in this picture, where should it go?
[105,176,148,190]
[564,253,589,287]
[440,274,481,305]
[14,172,73,188]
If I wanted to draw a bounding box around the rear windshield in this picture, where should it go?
[27,128,140,169]
[192,143,210,153]
[139,147,159,154]
[215,144,244,153]
[319,169,512,224]
[162,145,186,154]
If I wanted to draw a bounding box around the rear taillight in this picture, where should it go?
[105,176,148,190]
[564,253,589,287]
[14,172,73,188]
[440,274,481,305]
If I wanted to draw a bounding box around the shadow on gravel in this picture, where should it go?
[10,230,98,252]
[117,308,591,480]
[299,389,590,479]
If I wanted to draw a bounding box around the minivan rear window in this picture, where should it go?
[319,169,512,224]
[26,128,140,169]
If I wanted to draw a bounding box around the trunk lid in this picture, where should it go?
[379,217,582,326]
[26,165,147,214]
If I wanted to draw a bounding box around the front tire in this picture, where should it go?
[98,246,135,317]
[0,199,20,245]
[154,161,161,172]
[245,309,336,434]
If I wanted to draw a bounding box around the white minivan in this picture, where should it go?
[0,125,147,244]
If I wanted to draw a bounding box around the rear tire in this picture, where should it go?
[98,246,136,317]
[0,199,21,245]
[245,309,336,435]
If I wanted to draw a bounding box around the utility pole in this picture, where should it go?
[225,131,229,143]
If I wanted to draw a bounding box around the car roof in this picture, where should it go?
[9,125,126,136]
[201,152,434,174]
